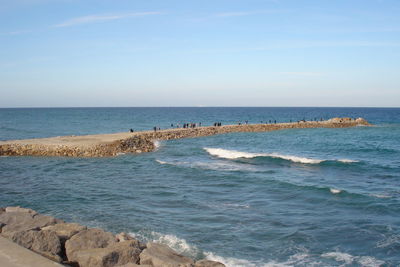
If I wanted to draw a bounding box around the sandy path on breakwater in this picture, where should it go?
[0,117,370,157]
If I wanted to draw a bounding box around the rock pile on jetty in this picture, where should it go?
[0,207,225,267]
[0,117,370,158]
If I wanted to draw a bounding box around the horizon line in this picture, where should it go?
[0,106,399,109]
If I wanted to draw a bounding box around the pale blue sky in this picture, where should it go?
[1,0,399,107]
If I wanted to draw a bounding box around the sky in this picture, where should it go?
[0,0,399,107]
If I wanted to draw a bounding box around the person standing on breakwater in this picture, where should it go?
[153,127,157,132]
[130,129,134,132]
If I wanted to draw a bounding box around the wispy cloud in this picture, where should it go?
[54,11,162,27]
[190,41,400,54]
[215,10,284,18]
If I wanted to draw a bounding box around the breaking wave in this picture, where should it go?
[128,231,385,267]
[204,148,359,165]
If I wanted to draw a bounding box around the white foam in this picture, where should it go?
[338,159,359,163]
[156,159,168,165]
[376,235,400,248]
[129,231,199,256]
[153,140,162,150]
[330,188,342,194]
[321,252,384,267]
[204,148,323,164]
[205,251,260,267]
[116,152,126,156]
[322,252,354,264]
[371,194,391,199]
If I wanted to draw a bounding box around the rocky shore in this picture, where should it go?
[0,118,370,157]
[0,206,225,267]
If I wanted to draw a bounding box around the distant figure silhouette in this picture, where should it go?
[130,129,134,133]
[153,127,157,132]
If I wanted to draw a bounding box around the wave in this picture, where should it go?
[129,231,386,267]
[330,188,342,194]
[321,252,385,267]
[129,231,199,257]
[153,140,162,150]
[204,148,359,165]
[156,159,168,165]
[155,159,261,172]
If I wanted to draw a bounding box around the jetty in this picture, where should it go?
[0,117,370,157]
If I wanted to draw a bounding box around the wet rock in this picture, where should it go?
[74,240,142,267]
[42,223,87,241]
[195,259,226,267]
[65,228,117,262]
[140,242,194,267]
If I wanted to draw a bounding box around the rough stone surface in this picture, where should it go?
[5,206,38,215]
[116,232,134,242]
[140,242,194,267]
[1,214,58,236]
[65,228,117,262]
[74,240,142,267]
[8,230,62,262]
[116,263,152,267]
[0,211,34,226]
[42,222,86,241]
[195,259,226,267]
[8,230,37,249]
[31,230,62,256]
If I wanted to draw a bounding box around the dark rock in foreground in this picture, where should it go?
[0,206,225,267]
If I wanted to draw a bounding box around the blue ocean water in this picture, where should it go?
[0,107,399,266]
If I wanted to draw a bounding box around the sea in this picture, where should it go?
[0,107,399,267]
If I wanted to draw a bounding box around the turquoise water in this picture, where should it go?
[1,107,399,266]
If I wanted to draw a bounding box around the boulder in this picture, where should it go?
[140,242,194,267]
[1,214,58,236]
[5,206,38,215]
[74,240,142,267]
[42,223,87,241]
[31,230,62,256]
[116,232,146,250]
[65,228,117,262]
[8,229,62,262]
[116,232,134,242]
[117,263,152,267]
[0,210,34,226]
[8,229,37,249]
[195,259,226,267]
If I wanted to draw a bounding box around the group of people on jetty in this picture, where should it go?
[128,117,350,133]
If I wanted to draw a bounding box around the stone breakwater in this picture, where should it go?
[0,206,225,267]
[0,117,370,157]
